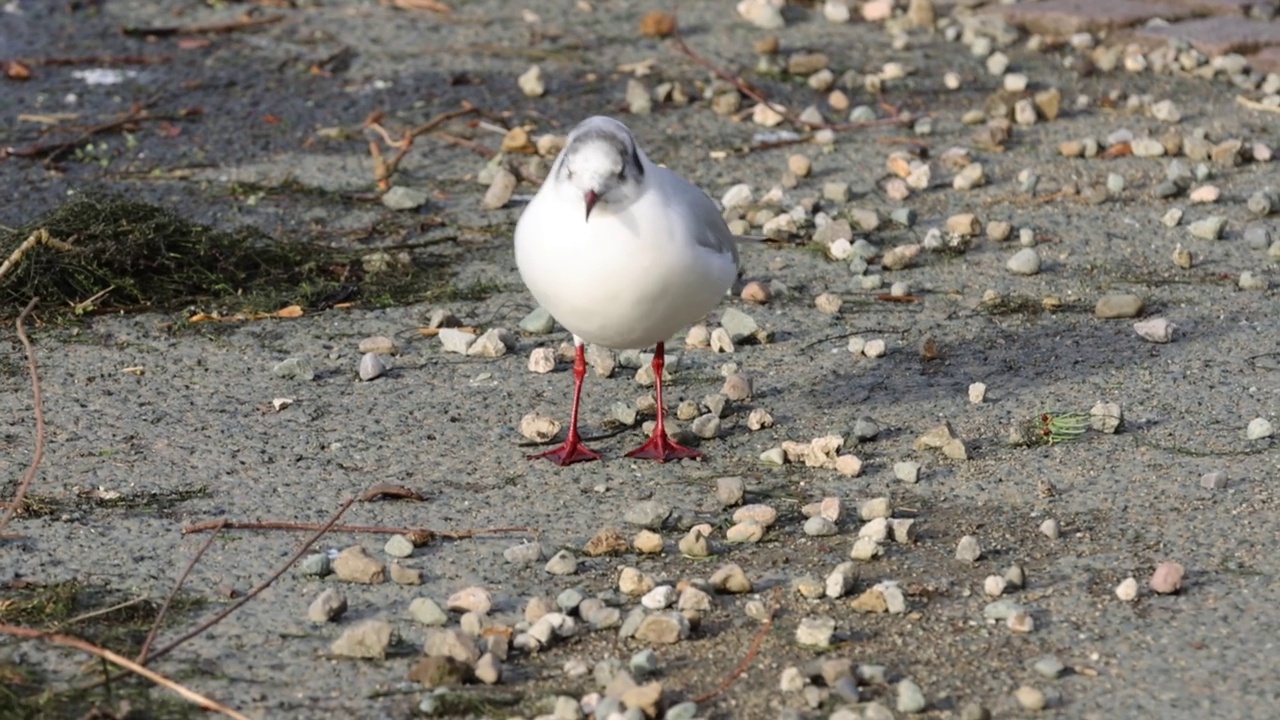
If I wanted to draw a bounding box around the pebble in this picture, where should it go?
[641,585,677,611]
[519,412,560,442]
[437,328,477,355]
[272,357,314,381]
[740,281,772,304]
[1247,190,1275,217]
[1034,655,1066,679]
[897,678,927,713]
[1004,564,1026,589]
[1247,418,1274,439]
[474,653,502,685]
[1008,611,1035,633]
[825,564,856,598]
[384,534,416,558]
[632,530,664,555]
[863,339,887,358]
[1131,137,1165,157]
[1115,577,1139,601]
[726,520,765,543]
[894,461,921,483]
[517,64,545,97]
[709,563,752,593]
[678,585,712,613]
[1006,247,1041,275]
[481,167,517,210]
[824,0,851,22]
[1239,272,1269,291]
[804,516,839,537]
[1039,518,1060,540]
[984,575,1007,597]
[333,545,386,584]
[715,476,746,506]
[527,347,556,374]
[1090,401,1124,434]
[795,616,836,648]
[390,563,422,586]
[1188,216,1226,240]
[619,567,656,596]
[331,619,393,659]
[545,549,578,576]
[955,535,982,563]
[634,612,690,644]
[953,162,986,190]
[1245,224,1273,248]
[297,553,330,577]
[834,454,862,476]
[890,518,917,544]
[1014,685,1046,711]
[466,327,514,358]
[1150,562,1185,594]
[1095,294,1143,319]
[308,588,348,623]
[722,373,752,401]
[1200,471,1228,490]
[814,292,843,315]
[734,503,778,527]
[849,536,883,561]
[624,500,671,529]
[1134,317,1176,343]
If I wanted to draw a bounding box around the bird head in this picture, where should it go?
[556,117,647,221]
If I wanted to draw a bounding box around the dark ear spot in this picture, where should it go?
[630,145,644,178]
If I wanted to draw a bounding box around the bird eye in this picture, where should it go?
[616,168,625,180]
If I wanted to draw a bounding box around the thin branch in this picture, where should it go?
[121,13,286,38]
[0,623,251,720]
[365,103,479,190]
[137,519,226,664]
[0,298,44,539]
[0,229,75,285]
[1236,95,1280,115]
[142,497,358,665]
[180,519,536,540]
[4,106,202,164]
[691,586,782,704]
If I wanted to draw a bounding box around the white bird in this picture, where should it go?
[515,116,740,465]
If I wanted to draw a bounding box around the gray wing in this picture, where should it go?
[655,166,741,267]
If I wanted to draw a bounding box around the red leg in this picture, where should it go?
[529,342,601,465]
[625,341,704,463]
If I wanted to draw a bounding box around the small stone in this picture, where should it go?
[1039,518,1060,540]
[722,373,752,401]
[814,292,843,315]
[542,549,577,576]
[527,347,557,374]
[1008,611,1035,633]
[834,454,862,477]
[408,597,448,626]
[709,563,752,594]
[849,536,883,561]
[625,500,671,529]
[1090,401,1123,434]
[331,619,393,659]
[1115,577,1139,601]
[466,327,514,358]
[272,357,314,381]
[1134,317,1176,343]
[333,545,386,584]
[1014,685,1046,711]
[1200,471,1227,490]
[634,612,690,644]
[849,587,888,613]
[1007,247,1041,275]
[677,585,712,613]
[1131,137,1165,157]
[759,447,786,465]
[734,504,779,527]
[619,567,657,596]
[481,168,517,210]
[447,587,492,614]
[1188,216,1227,240]
[894,461,921,484]
[955,535,982,562]
[726,520,765,543]
[858,497,891,520]
[474,653,502,685]
[803,516,839,537]
[641,585,677,611]
[1171,243,1192,266]
[437,328,477,355]
[1034,655,1066,679]
[960,703,991,720]
[1239,272,1269,291]
[384,534,416,559]
[517,64,545,97]
[1150,562,1185,594]
[626,78,652,115]
[953,162,986,190]
[740,281,772,304]
[381,185,429,211]
[890,518,918,544]
[1003,564,1026,589]
[858,518,889,543]
[1095,294,1143,319]
[297,553,330,577]
[583,527,630,556]
[633,530,664,555]
[308,588,348,623]
[983,575,1006,597]
[795,616,836,648]
[1247,418,1274,439]
[678,527,712,558]
[519,412,561,443]
[897,678,927,713]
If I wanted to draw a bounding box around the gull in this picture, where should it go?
[515,116,740,465]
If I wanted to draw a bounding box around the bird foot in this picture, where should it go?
[528,438,601,466]
[624,433,703,463]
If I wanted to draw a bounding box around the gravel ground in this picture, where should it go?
[1,1,1278,719]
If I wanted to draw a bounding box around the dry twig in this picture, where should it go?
[143,497,358,664]
[0,229,75,285]
[3,105,202,164]
[181,518,536,540]
[121,13,286,38]
[692,586,783,704]
[0,298,44,539]
[136,518,227,664]
[0,624,250,720]
[364,104,480,190]
[1236,95,1280,115]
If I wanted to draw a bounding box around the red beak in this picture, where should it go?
[584,190,599,221]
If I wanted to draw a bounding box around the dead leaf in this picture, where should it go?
[1101,141,1132,158]
[273,304,304,318]
[359,484,426,503]
[616,58,656,77]
[920,337,941,361]
[2,60,32,81]
[638,10,676,38]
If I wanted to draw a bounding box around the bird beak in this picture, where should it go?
[584,189,599,221]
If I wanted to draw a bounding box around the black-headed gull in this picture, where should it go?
[515,116,739,465]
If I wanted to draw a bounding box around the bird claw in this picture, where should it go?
[624,433,703,463]
[528,439,601,466]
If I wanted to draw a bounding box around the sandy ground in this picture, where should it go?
[1,1,1278,719]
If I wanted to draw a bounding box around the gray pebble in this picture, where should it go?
[1033,655,1066,678]
[715,476,746,506]
[358,352,386,381]
[1095,294,1143,319]
[518,306,555,334]
[618,607,646,639]
[1246,190,1275,217]
[1152,180,1181,199]
[983,599,1027,620]
[1200,471,1228,489]
[795,616,836,648]
[629,648,660,677]
[624,500,671,529]
[803,516,839,536]
[297,553,331,577]
[1106,172,1126,194]
[1006,247,1042,275]
[1003,564,1026,588]
[896,678,927,713]
[1244,223,1273,248]
[556,587,586,612]
[544,549,578,576]
[863,702,894,720]
[894,460,921,483]
[890,207,916,226]
[960,702,991,720]
[1247,417,1274,440]
[1188,215,1227,240]
[664,701,699,720]
[955,534,982,562]
[852,416,880,441]
[720,307,760,342]
[272,357,314,381]
[691,413,720,439]
[502,541,543,564]
[381,185,429,210]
